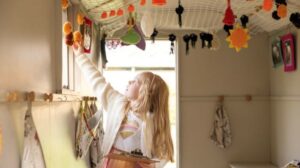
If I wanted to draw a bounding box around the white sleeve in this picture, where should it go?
[75,54,124,111]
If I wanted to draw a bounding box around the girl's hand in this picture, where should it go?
[137,162,155,168]
[72,42,84,56]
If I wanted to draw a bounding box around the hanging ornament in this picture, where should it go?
[140,0,146,6]
[223,0,235,26]
[175,1,184,27]
[152,0,166,6]
[121,28,141,45]
[128,4,135,13]
[101,11,108,19]
[61,0,69,10]
[77,13,84,25]
[263,0,273,11]
[240,15,249,28]
[223,25,234,36]
[73,31,83,44]
[150,28,158,43]
[290,12,300,28]
[272,11,280,20]
[117,8,124,16]
[65,32,74,46]
[189,33,197,48]
[183,34,190,55]
[133,25,146,50]
[100,34,108,68]
[141,11,154,37]
[199,33,213,49]
[277,4,287,18]
[63,22,72,35]
[226,24,251,52]
[109,10,116,17]
[168,34,176,54]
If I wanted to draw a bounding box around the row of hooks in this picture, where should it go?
[2,91,97,103]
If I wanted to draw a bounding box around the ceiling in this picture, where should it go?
[78,0,300,36]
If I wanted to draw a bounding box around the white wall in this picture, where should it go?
[270,29,300,167]
[0,0,90,167]
[178,32,271,168]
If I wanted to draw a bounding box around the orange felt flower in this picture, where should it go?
[77,13,84,25]
[277,4,287,18]
[63,22,72,35]
[61,0,69,10]
[226,24,251,52]
[73,31,82,43]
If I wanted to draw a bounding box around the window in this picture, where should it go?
[103,40,178,168]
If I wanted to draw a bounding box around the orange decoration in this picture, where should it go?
[61,0,69,10]
[128,4,135,13]
[109,10,116,17]
[277,4,287,18]
[65,32,74,46]
[226,24,251,52]
[77,13,84,25]
[73,31,82,43]
[63,22,72,35]
[152,0,166,6]
[101,11,108,19]
[140,0,146,6]
[117,9,124,16]
[263,0,273,11]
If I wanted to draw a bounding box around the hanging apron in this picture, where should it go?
[210,104,232,148]
[21,102,46,168]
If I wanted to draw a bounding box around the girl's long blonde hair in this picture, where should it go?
[130,72,174,162]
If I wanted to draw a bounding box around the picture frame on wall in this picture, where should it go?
[281,33,296,72]
[271,39,283,68]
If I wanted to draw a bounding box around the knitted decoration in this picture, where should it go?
[223,0,235,26]
[290,12,300,28]
[183,34,190,55]
[240,15,249,28]
[140,0,146,6]
[63,22,72,35]
[77,13,84,25]
[117,8,124,16]
[190,33,197,48]
[226,24,250,52]
[169,34,176,54]
[263,0,273,11]
[61,0,69,10]
[73,31,83,44]
[175,2,184,27]
[109,10,116,17]
[277,4,287,18]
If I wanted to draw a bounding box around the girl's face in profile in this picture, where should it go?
[125,75,141,100]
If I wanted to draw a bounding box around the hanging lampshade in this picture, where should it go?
[277,4,287,18]
[152,0,166,6]
[263,0,273,11]
[117,8,124,16]
[101,11,108,19]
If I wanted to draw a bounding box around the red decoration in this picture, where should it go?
[140,0,146,6]
[263,0,273,11]
[101,11,108,19]
[152,0,166,6]
[128,4,135,13]
[223,0,235,25]
[117,8,124,16]
[109,10,116,17]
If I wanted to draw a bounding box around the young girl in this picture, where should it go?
[73,45,174,168]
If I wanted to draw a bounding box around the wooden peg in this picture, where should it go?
[43,93,53,102]
[245,94,252,102]
[6,91,18,102]
[218,95,224,103]
[25,91,35,102]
